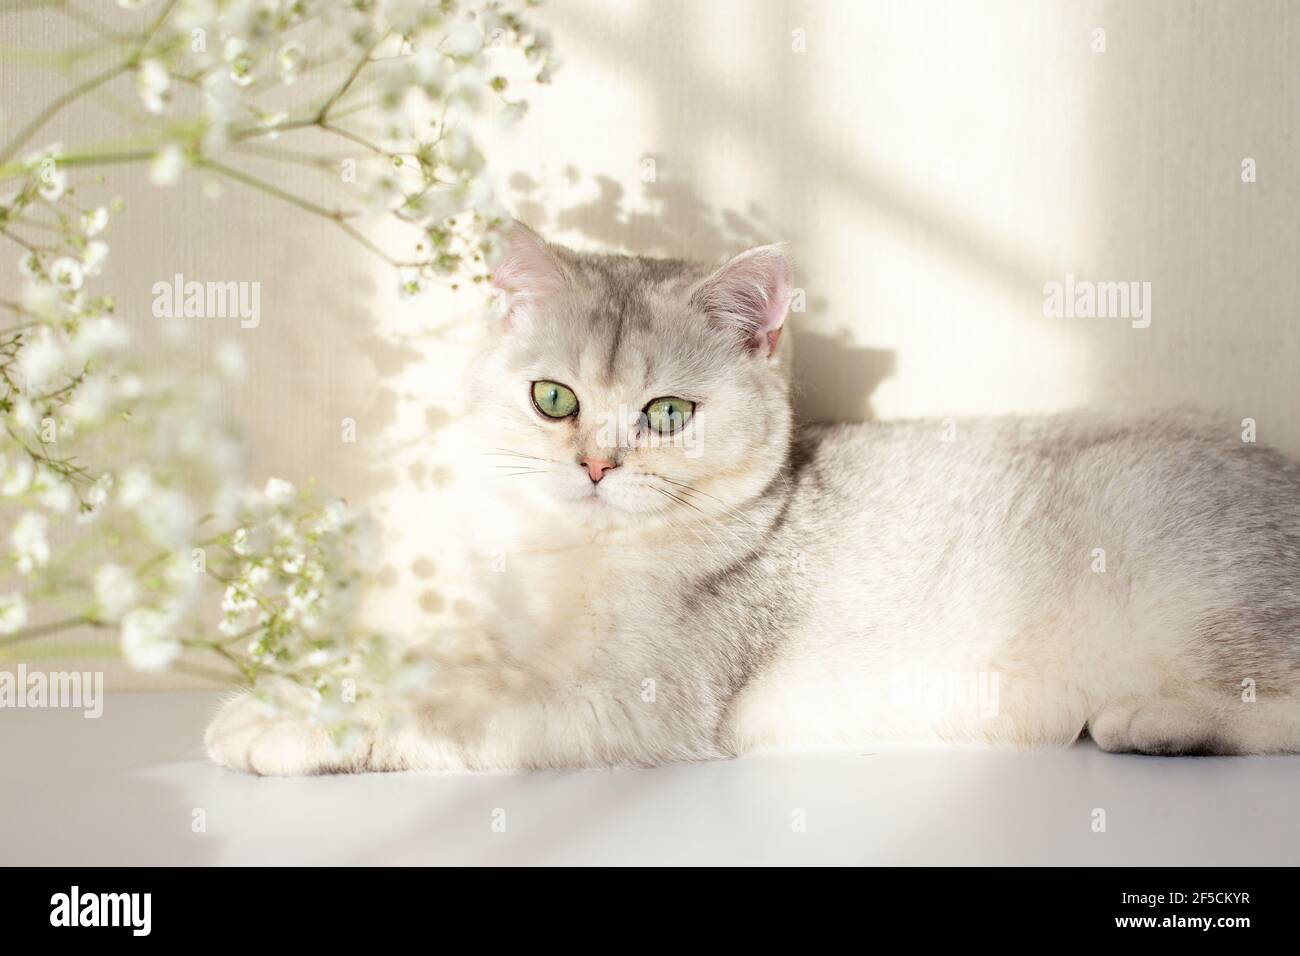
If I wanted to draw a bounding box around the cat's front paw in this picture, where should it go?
[205,693,361,776]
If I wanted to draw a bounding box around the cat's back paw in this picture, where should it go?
[1088,697,1241,756]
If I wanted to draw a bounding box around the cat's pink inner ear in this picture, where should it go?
[490,221,565,323]
[691,245,793,356]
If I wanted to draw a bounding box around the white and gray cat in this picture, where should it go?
[207,223,1300,774]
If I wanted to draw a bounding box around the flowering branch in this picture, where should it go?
[0,0,556,724]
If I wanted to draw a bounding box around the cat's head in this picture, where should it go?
[469,222,795,532]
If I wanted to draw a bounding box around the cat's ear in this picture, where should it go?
[690,244,793,357]
[490,220,566,326]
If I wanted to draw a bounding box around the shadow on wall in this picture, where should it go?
[505,168,896,423]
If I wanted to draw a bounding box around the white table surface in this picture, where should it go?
[4,692,1298,866]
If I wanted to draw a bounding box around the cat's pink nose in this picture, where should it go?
[580,456,618,483]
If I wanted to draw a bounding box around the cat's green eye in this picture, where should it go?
[644,396,695,434]
[531,380,579,419]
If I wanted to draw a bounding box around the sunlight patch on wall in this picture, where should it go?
[791,0,1101,420]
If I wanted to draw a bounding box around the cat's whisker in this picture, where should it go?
[650,473,767,532]
[649,485,701,517]
[484,448,557,464]
[647,486,752,567]
[676,497,711,520]
[648,488,731,559]
[636,471,762,547]
[674,482,766,521]
[679,513,750,569]
[649,479,768,548]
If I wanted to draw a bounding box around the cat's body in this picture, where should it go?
[732,415,1300,757]
[207,228,1300,774]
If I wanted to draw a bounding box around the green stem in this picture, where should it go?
[139,0,180,49]
[230,115,324,143]
[320,122,396,159]
[0,227,45,255]
[196,158,415,267]
[231,141,351,170]
[171,661,246,685]
[317,33,388,122]
[181,638,254,680]
[0,145,156,182]
[56,1,133,44]
[194,157,353,223]
[0,60,130,166]
[0,641,119,662]
[327,99,379,122]
[0,0,178,166]
[0,615,107,649]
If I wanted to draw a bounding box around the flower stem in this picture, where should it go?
[193,157,354,223]
[0,146,157,181]
[196,158,418,268]
[0,615,107,649]
[317,33,389,123]
[171,661,246,685]
[0,0,178,166]
[0,61,130,166]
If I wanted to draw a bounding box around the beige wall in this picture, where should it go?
[4,0,1298,687]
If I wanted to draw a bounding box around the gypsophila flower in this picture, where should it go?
[0,0,558,728]
[277,41,305,84]
[34,467,76,514]
[49,257,85,291]
[120,607,181,673]
[83,475,112,512]
[94,564,139,622]
[222,582,258,616]
[37,166,67,202]
[443,18,484,58]
[117,469,154,509]
[263,477,296,506]
[0,457,34,497]
[66,376,112,424]
[82,241,110,276]
[117,374,143,399]
[149,144,185,186]
[223,36,255,87]
[19,281,60,320]
[135,59,171,114]
[0,594,28,635]
[316,502,350,538]
[215,341,246,382]
[17,328,65,390]
[9,399,37,434]
[81,206,109,237]
[11,512,50,573]
[397,267,428,297]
